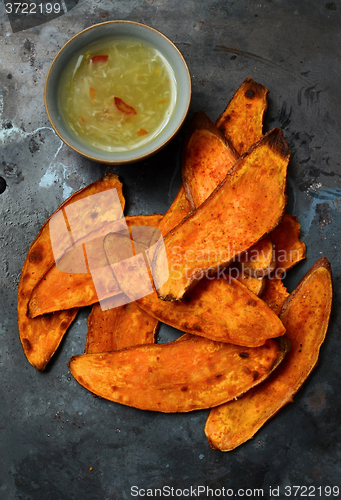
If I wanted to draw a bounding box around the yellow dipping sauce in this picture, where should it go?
[58,37,177,153]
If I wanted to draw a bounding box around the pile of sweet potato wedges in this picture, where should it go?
[18,79,333,451]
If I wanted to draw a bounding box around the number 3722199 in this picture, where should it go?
[284,485,339,497]
[5,3,62,14]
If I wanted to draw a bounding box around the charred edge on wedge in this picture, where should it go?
[216,78,269,130]
[243,78,269,101]
[239,128,290,162]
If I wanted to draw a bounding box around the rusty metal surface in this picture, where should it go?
[0,1,340,498]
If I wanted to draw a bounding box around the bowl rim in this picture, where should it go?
[44,20,192,165]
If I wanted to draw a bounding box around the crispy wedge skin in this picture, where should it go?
[261,277,290,315]
[153,129,289,301]
[105,244,286,346]
[272,213,306,275]
[85,301,159,353]
[205,257,332,451]
[182,111,238,209]
[69,335,288,412]
[17,173,124,370]
[27,214,162,317]
[216,78,269,155]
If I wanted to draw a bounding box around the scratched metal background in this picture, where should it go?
[0,1,340,499]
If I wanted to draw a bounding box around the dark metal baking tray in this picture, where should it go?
[0,1,340,498]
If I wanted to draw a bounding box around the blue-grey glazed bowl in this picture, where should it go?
[45,21,191,164]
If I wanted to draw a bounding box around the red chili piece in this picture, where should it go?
[114,97,137,115]
[91,55,109,64]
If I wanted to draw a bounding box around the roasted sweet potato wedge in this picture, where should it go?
[272,213,306,275]
[157,185,192,238]
[216,78,269,155]
[17,173,125,370]
[126,214,164,230]
[238,235,275,278]
[261,277,289,315]
[49,176,125,262]
[85,214,162,354]
[27,221,124,317]
[182,110,274,278]
[105,241,286,346]
[160,86,270,276]
[69,335,289,412]
[228,265,265,297]
[182,111,238,209]
[151,188,266,296]
[151,188,266,298]
[153,129,290,301]
[126,214,163,251]
[205,257,332,451]
[27,214,162,317]
[85,300,159,353]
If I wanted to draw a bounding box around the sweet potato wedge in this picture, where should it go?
[157,185,192,238]
[126,214,163,251]
[105,240,286,346]
[85,300,159,353]
[126,214,163,230]
[182,109,274,278]
[27,221,124,317]
[17,173,125,370]
[228,265,265,297]
[69,335,289,412]
[216,78,269,155]
[152,189,266,299]
[151,188,266,296]
[84,214,162,354]
[272,213,306,275]
[27,214,162,317]
[182,111,238,209]
[49,176,125,262]
[205,257,332,451]
[261,277,290,315]
[238,235,275,278]
[153,129,290,301]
